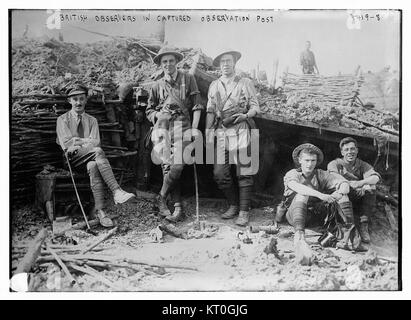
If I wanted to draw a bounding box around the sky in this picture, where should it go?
[11,9,400,80]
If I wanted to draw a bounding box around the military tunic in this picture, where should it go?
[146,70,203,199]
[206,75,260,189]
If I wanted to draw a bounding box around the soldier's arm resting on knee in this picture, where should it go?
[330,181,350,201]
[350,165,381,189]
[288,180,332,202]
[353,175,380,188]
[336,181,350,194]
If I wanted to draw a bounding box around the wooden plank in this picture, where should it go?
[256,113,399,144]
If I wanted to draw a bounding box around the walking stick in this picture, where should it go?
[64,152,93,232]
[193,163,201,230]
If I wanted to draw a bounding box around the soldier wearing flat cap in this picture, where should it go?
[281,143,355,265]
[205,49,260,226]
[146,47,204,222]
[56,84,135,227]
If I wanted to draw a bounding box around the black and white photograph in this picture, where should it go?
[7,7,401,294]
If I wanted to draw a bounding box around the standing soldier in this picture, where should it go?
[146,47,203,222]
[300,41,319,74]
[327,137,381,243]
[205,49,260,226]
[56,84,135,227]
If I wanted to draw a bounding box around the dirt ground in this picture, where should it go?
[11,190,399,292]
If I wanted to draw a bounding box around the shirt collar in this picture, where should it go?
[164,70,178,82]
[301,170,316,180]
[220,74,236,84]
[342,158,358,169]
[70,109,86,119]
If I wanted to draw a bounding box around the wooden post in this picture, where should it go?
[272,59,279,89]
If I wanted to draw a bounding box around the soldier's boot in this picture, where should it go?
[221,186,239,219]
[96,209,114,228]
[337,201,355,250]
[235,210,250,226]
[166,203,185,223]
[338,201,368,251]
[157,194,171,217]
[289,202,312,265]
[359,216,371,244]
[221,206,239,219]
[113,188,135,204]
[234,185,252,226]
[294,230,313,266]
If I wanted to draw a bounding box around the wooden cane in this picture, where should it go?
[64,152,91,230]
[193,163,201,230]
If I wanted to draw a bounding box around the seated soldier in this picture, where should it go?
[327,137,381,243]
[56,84,135,227]
[282,143,353,265]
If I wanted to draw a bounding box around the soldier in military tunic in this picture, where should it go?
[146,47,203,222]
[205,50,260,226]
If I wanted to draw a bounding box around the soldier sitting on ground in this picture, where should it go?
[327,137,381,244]
[280,143,354,265]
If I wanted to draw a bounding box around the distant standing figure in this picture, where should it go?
[300,41,319,74]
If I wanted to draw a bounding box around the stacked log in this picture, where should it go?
[11,95,137,205]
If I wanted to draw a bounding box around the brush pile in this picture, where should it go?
[258,72,399,135]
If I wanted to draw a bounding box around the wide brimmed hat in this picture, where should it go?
[292,143,324,167]
[153,47,184,65]
[213,50,242,67]
[67,84,88,97]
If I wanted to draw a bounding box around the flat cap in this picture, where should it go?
[67,84,88,97]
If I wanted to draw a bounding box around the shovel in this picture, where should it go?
[52,216,72,236]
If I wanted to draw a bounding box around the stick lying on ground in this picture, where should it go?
[124,258,199,272]
[159,223,188,239]
[72,219,100,230]
[68,263,123,291]
[15,228,48,274]
[81,227,118,254]
[46,244,77,286]
[38,251,199,272]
